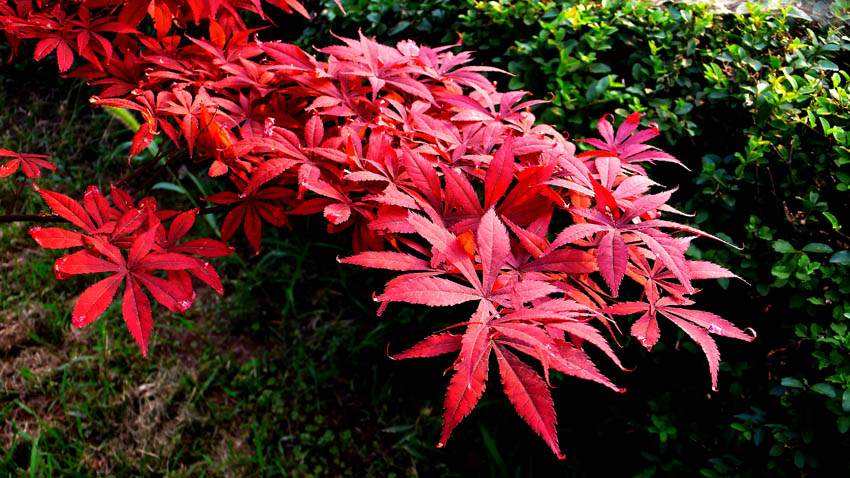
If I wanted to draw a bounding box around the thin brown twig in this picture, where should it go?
[113,143,180,189]
[136,152,186,192]
[6,177,28,214]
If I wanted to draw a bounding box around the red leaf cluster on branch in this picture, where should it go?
[0,0,755,458]
[29,184,233,355]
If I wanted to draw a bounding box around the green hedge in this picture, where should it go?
[301,0,850,474]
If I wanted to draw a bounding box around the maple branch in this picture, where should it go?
[114,143,181,189]
[137,154,187,192]
[0,214,63,224]
[0,206,232,224]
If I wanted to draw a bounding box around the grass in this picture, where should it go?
[0,220,458,476]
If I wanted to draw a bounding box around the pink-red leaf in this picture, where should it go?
[243,158,298,197]
[133,272,191,313]
[439,344,490,448]
[596,231,628,297]
[71,274,122,328]
[376,276,480,307]
[34,185,96,233]
[167,209,198,245]
[484,139,514,210]
[545,341,622,392]
[172,239,235,257]
[29,227,86,249]
[123,275,153,356]
[552,321,624,370]
[54,250,121,277]
[477,208,510,295]
[191,261,223,293]
[494,345,563,459]
[662,307,755,343]
[589,176,619,219]
[245,206,262,254]
[401,144,441,210]
[546,223,606,254]
[390,333,463,360]
[630,311,660,351]
[687,261,742,281]
[340,251,431,271]
[323,203,351,225]
[304,115,324,148]
[665,314,721,391]
[137,252,201,271]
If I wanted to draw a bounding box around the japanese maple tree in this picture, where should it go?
[0,0,755,459]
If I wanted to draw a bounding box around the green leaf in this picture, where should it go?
[830,250,850,265]
[802,243,833,253]
[843,389,850,412]
[787,6,813,21]
[812,382,837,398]
[707,89,728,100]
[839,416,850,434]
[589,63,611,74]
[794,450,805,468]
[822,212,842,231]
[103,105,141,131]
[818,59,840,71]
[29,433,41,478]
[585,76,610,101]
[152,182,188,194]
[781,377,804,389]
[388,21,410,36]
[773,240,796,253]
[743,57,762,71]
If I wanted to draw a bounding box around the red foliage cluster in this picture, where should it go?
[29,185,233,355]
[0,0,755,458]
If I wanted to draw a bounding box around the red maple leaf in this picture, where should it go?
[0,149,56,178]
[204,186,291,254]
[54,228,201,356]
[605,296,756,390]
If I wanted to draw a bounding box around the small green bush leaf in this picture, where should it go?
[839,416,850,434]
[787,6,813,21]
[812,383,837,398]
[802,243,833,253]
[822,212,842,231]
[585,76,610,101]
[818,59,839,71]
[829,250,850,264]
[773,240,796,253]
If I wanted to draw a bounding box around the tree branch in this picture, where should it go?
[0,205,232,224]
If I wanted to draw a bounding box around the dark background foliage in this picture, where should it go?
[295,0,850,475]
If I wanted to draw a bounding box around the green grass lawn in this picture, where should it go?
[0,221,453,476]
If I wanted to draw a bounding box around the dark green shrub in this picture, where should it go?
[303,0,850,474]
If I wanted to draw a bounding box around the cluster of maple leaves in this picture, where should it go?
[0,0,755,458]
